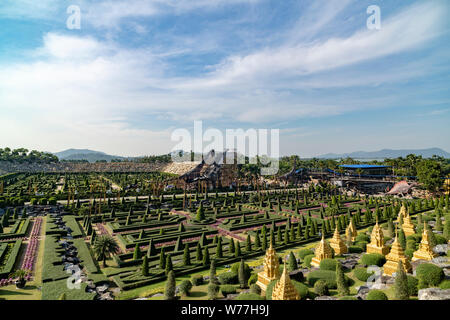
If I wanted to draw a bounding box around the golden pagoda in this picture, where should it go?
[329,225,348,255]
[412,222,437,261]
[397,204,408,223]
[311,233,333,268]
[345,219,358,242]
[401,212,415,237]
[271,260,299,300]
[382,229,412,276]
[366,218,389,255]
[256,241,280,295]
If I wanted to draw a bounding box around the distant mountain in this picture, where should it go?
[316,148,450,159]
[54,149,129,162]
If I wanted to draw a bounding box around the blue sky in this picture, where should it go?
[0,0,449,157]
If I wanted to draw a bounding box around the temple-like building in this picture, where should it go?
[311,234,333,268]
[366,218,389,255]
[382,230,412,276]
[271,260,299,300]
[401,211,416,237]
[256,242,280,295]
[397,204,408,223]
[329,226,347,255]
[412,222,437,261]
[345,219,358,242]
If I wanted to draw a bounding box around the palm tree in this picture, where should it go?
[93,235,120,267]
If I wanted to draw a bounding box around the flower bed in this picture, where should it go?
[20,217,42,279]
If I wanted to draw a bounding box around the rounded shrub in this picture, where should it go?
[435,234,447,245]
[190,274,204,286]
[356,241,368,251]
[356,234,370,243]
[179,280,193,296]
[361,253,386,267]
[303,254,314,268]
[314,279,329,296]
[439,280,450,290]
[366,290,388,300]
[298,248,314,260]
[208,283,220,300]
[235,293,265,300]
[416,263,445,287]
[348,246,363,253]
[48,197,57,205]
[292,280,309,299]
[354,268,374,282]
[220,284,237,297]
[319,258,337,271]
[39,198,48,205]
[306,270,337,289]
[218,272,238,285]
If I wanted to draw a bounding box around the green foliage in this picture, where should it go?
[407,276,419,296]
[366,290,388,300]
[394,260,409,300]
[361,253,386,267]
[298,248,314,260]
[218,272,238,285]
[307,270,337,289]
[288,251,298,271]
[190,274,204,286]
[250,283,261,295]
[416,159,443,192]
[353,268,374,282]
[142,255,149,276]
[314,279,329,296]
[303,254,314,268]
[416,263,445,287]
[238,259,249,289]
[179,280,193,296]
[336,261,349,296]
[220,284,237,297]
[235,293,265,300]
[439,280,450,289]
[164,271,176,300]
[319,258,337,271]
[207,283,220,300]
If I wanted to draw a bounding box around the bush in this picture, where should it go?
[248,273,258,286]
[356,234,370,243]
[179,280,193,296]
[307,270,337,289]
[348,246,363,253]
[406,235,421,243]
[190,275,204,286]
[407,276,418,296]
[361,253,386,267]
[220,285,237,297]
[48,197,57,205]
[292,280,309,299]
[405,249,414,260]
[39,198,48,205]
[208,283,220,300]
[298,248,314,260]
[319,258,337,271]
[439,280,450,289]
[354,268,374,282]
[416,263,445,287]
[356,241,368,251]
[289,270,304,282]
[303,254,314,268]
[339,296,358,300]
[231,262,251,280]
[250,284,261,295]
[366,290,388,300]
[314,279,329,296]
[218,272,238,285]
[235,293,265,300]
[435,234,447,245]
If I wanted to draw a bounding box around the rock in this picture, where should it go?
[418,288,450,300]
[433,244,449,255]
[356,286,370,300]
[315,296,337,300]
[96,285,109,293]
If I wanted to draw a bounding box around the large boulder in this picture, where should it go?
[433,244,449,255]
[418,288,450,300]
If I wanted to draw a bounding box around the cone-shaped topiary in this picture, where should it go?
[164,271,176,300]
[394,260,409,300]
[196,243,203,262]
[142,255,149,276]
[336,261,349,296]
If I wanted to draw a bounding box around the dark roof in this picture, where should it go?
[338,164,390,169]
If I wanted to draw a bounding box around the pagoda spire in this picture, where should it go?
[271,258,299,300]
[412,222,437,261]
[383,224,411,276]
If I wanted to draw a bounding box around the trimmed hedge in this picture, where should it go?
[361,253,386,267]
[306,270,338,289]
[220,284,237,297]
[319,259,337,271]
[218,272,238,285]
[303,254,314,268]
[235,293,265,300]
[416,263,444,288]
[366,290,388,300]
[298,249,314,260]
[354,268,374,282]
